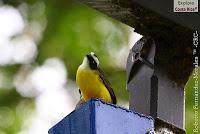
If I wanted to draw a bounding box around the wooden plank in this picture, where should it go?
[79,0,193,38]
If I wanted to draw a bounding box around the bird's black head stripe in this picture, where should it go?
[86,54,97,70]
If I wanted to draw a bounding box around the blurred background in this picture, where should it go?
[0,0,198,134]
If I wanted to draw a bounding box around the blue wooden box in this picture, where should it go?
[48,99,154,134]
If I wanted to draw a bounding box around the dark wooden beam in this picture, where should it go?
[80,0,194,38]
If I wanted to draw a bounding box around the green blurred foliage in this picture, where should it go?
[185,68,200,134]
[0,66,34,133]
[36,0,129,100]
[1,0,129,133]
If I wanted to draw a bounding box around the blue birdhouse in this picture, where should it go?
[48,99,154,134]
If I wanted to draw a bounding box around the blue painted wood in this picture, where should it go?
[48,99,154,134]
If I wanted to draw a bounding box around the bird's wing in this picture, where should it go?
[97,67,117,104]
[78,88,83,99]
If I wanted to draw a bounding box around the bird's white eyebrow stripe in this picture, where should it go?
[90,52,96,56]
[90,52,99,65]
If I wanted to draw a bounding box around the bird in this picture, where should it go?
[76,52,117,106]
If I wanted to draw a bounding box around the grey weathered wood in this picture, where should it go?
[126,37,185,133]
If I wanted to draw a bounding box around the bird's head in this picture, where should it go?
[81,52,99,70]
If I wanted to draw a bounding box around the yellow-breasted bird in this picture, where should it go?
[76,52,117,105]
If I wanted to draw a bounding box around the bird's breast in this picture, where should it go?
[76,67,101,92]
[76,66,111,102]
